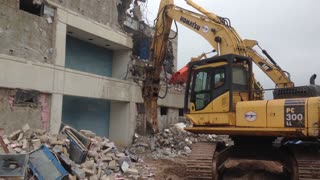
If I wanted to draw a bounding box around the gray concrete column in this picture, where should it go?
[112,50,131,80]
[49,12,67,134]
[109,101,137,146]
[49,94,63,134]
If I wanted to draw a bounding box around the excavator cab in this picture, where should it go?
[184,54,253,126]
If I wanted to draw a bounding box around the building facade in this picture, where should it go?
[0,0,184,146]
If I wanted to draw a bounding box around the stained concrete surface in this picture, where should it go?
[0,0,18,8]
[0,89,51,134]
[51,0,124,31]
[0,2,54,63]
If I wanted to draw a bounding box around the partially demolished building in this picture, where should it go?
[0,0,184,146]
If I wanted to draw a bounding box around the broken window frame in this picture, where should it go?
[13,89,40,108]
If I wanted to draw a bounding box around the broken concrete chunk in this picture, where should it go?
[3,138,10,145]
[52,145,62,154]
[118,156,132,168]
[46,17,53,24]
[34,129,46,135]
[100,175,110,180]
[17,133,24,141]
[89,175,98,180]
[97,166,102,179]
[57,133,67,141]
[22,139,29,150]
[80,130,96,138]
[81,160,95,169]
[184,146,191,154]
[9,130,22,140]
[115,153,125,158]
[14,147,22,153]
[108,160,118,170]
[71,166,86,179]
[22,124,30,133]
[31,139,41,149]
[120,161,129,172]
[125,168,139,175]
[88,150,98,158]
[102,147,112,154]
[83,168,95,176]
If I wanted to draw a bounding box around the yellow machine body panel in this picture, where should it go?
[236,100,267,128]
[188,92,235,126]
[187,97,320,138]
[186,112,235,126]
[307,97,320,137]
[190,92,230,114]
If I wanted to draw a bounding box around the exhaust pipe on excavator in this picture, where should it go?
[310,74,317,85]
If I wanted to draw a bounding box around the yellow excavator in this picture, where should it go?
[142,0,320,179]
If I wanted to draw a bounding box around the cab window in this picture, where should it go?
[193,71,211,110]
[232,67,249,90]
[214,69,225,88]
[192,68,226,110]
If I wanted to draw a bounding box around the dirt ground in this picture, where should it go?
[135,156,289,180]
[135,156,187,180]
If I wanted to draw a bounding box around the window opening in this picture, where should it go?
[20,0,44,16]
[160,107,168,115]
[14,89,39,107]
[136,103,145,114]
[179,108,184,116]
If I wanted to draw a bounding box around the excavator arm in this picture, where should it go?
[244,39,294,88]
[142,0,173,133]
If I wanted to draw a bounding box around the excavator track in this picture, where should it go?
[293,150,320,180]
[186,142,217,179]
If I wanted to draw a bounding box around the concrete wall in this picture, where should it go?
[62,95,110,137]
[112,50,131,80]
[0,2,54,64]
[135,106,183,134]
[65,36,113,77]
[158,107,180,131]
[0,88,51,134]
[49,0,124,32]
[109,101,136,147]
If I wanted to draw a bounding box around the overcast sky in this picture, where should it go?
[143,0,320,99]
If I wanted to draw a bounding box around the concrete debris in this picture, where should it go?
[22,124,30,133]
[129,122,232,159]
[46,17,53,24]
[8,130,22,140]
[0,124,141,179]
[33,0,43,5]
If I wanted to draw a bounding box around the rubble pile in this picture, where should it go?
[0,125,140,180]
[129,123,232,159]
